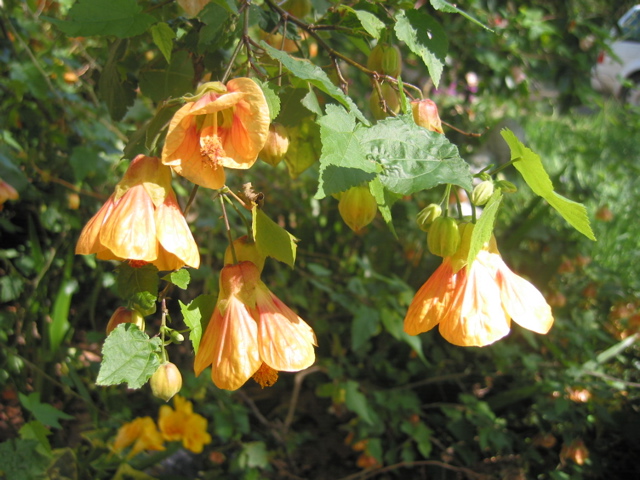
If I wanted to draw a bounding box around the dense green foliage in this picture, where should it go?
[1,1,639,479]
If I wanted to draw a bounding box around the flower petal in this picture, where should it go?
[155,193,200,269]
[76,194,116,256]
[254,284,316,372]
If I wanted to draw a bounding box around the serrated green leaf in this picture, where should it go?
[19,393,74,430]
[253,78,280,121]
[369,177,398,237]
[394,10,448,88]
[316,165,376,199]
[0,439,50,480]
[354,10,386,39]
[260,41,369,125]
[252,206,298,268]
[430,0,492,31]
[301,89,323,116]
[344,380,374,425]
[19,421,52,455]
[501,129,596,241]
[150,22,175,63]
[47,0,155,38]
[180,294,216,354]
[139,50,195,103]
[198,2,231,51]
[98,40,136,121]
[97,324,162,389]
[161,269,190,289]
[467,190,502,268]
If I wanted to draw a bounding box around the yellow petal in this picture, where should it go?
[493,254,554,334]
[155,192,200,269]
[253,284,316,372]
[76,194,116,255]
[404,258,459,336]
[439,258,511,347]
[99,186,158,261]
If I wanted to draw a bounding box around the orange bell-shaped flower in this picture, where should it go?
[404,231,553,347]
[194,261,316,390]
[76,154,200,271]
[162,78,270,189]
[0,177,19,211]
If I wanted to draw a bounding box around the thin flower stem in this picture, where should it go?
[182,184,199,216]
[488,157,521,177]
[220,194,238,264]
[222,38,245,84]
[160,298,168,363]
[223,193,253,240]
[443,184,452,217]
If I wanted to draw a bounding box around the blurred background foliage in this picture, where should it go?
[1,0,640,479]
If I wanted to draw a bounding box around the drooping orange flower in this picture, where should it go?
[0,177,19,211]
[158,395,212,454]
[76,154,199,271]
[194,261,317,390]
[162,78,270,190]
[404,237,553,347]
[113,416,165,458]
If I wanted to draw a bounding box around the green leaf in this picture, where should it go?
[162,269,190,289]
[150,22,175,64]
[238,442,269,469]
[344,380,374,425]
[19,421,52,455]
[380,308,427,364]
[260,41,369,125]
[369,177,398,237]
[116,263,158,316]
[466,190,502,268]
[351,306,381,351]
[253,78,280,121]
[98,40,136,121]
[0,439,50,480]
[301,89,323,116]
[46,0,155,38]
[69,146,101,182]
[97,324,162,389]
[429,0,493,31]
[353,10,386,39]
[401,420,433,458]
[394,10,448,88]
[49,249,78,354]
[18,393,73,429]
[252,206,298,268]
[139,50,195,103]
[180,294,217,354]
[198,2,231,51]
[396,76,411,114]
[501,129,596,241]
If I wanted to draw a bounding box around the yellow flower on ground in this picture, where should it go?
[404,234,553,347]
[194,261,317,390]
[0,177,19,210]
[158,395,212,454]
[75,154,200,271]
[113,416,165,458]
[162,78,270,190]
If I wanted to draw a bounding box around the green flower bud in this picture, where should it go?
[495,179,517,193]
[260,123,290,167]
[471,180,494,206]
[339,184,377,233]
[224,235,266,273]
[106,307,145,335]
[367,44,402,77]
[367,44,385,72]
[150,362,183,402]
[416,203,442,231]
[170,330,185,343]
[370,83,400,120]
[427,217,460,258]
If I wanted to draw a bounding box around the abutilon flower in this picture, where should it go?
[404,232,553,347]
[113,416,165,458]
[194,261,316,390]
[162,78,270,189]
[75,154,199,271]
[158,395,212,454]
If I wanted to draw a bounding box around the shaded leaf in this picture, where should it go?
[353,10,386,39]
[0,439,50,480]
[344,380,374,425]
[139,50,195,103]
[150,22,175,63]
[19,393,73,429]
[98,40,136,121]
[351,306,381,351]
[116,263,158,316]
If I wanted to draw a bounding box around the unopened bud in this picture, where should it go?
[367,44,402,77]
[411,99,444,134]
[224,235,266,273]
[260,123,290,167]
[471,180,494,206]
[338,184,377,233]
[150,362,183,402]
[494,179,517,193]
[427,217,460,258]
[416,203,442,231]
[106,307,145,335]
[170,330,185,343]
[370,83,400,120]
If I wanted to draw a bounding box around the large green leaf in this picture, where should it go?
[98,40,136,121]
[252,206,298,268]
[47,0,156,38]
[394,10,448,88]
[139,51,195,103]
[96,324,162,389]
[260,41,369,125]
[501,129,596,241]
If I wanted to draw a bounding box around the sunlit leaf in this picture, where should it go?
[252,206,298,268]
[180,294,216,354]
[150,22,175,63]
[467,190,502,268]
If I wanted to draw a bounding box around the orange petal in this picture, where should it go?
[99,186,158,261]
[404,258,459,336]
[493,254,554,334]
[439,258,511,347]
[253,284,316,372]
[155,193,200,269]
[76,194,116,256]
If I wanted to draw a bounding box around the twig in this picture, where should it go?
[283,366,323,433]
[31,163,108,200]
[336,460,487,480]
[441,120,483,137]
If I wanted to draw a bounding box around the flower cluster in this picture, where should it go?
[112,395,211,458]
[404,224,554,346]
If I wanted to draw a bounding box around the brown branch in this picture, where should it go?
[336,460,488,480]
[31,163,108,200]
[283,366,323,434]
